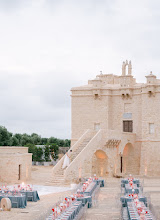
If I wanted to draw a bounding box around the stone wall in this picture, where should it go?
[0,147,32,183]
[70,66,160,178]
[140,141,160,176]
[0,147,28,154]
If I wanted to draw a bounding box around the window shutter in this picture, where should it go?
[123,120,133,132]
[128,121,133,132]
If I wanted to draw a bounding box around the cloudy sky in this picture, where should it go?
[0,0,160,139]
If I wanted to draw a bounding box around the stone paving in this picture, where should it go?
[84,177,160,220]
[84,178,121,220]
[0,190,72,220]
[0,166,72,220]
[1,167,160,220]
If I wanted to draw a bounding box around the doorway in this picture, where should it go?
[123,143,140,174]
[18,165,21,180]
[120,156,123,173]
[92,150,108,177]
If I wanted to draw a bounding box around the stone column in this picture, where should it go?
[128,61,132,75]
[122,61,126,76]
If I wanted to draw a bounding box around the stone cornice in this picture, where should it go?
[71,90,160,97]
[136,139,160,142]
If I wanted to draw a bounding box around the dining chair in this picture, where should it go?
[27,192,34,201]
[11,197,18,208]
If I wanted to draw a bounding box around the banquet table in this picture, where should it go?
[120,195,147,207]
[77,195,92,208]
[139,202,155,220]
[125,184,139,194]
[0,194,27,208]
[127,201,140,220]
[121,179,140,187]
[94,179,104,187]
[46,201,82,220]
[83,182,97,196]
[127,201,155,220]
[20,190,40,202]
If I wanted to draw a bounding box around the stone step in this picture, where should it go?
[48,135,94,185]
[52,177,64,180]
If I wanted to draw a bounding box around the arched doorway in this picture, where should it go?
[92,150,108,177]
[122,143,139,175]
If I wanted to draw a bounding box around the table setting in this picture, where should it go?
[46,176,100,219]
[125,183,139,194]
[19,184,40,202]
[75,189,92,208]
[121,178,140,187]
[121,193,147,207]
[120,176,156,219]
[0,183,40,208]
[46,195,82,220]
[0,191,27,208]
[93,179,105,187]
[79,178,98,196]
[127,200,155,220]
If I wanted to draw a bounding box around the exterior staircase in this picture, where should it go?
[49,170,65,185]
[48,130,96,185]
[70,138,91,162]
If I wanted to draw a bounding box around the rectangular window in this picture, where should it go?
[18,164,21,180]
[149,123,154,134]
[123,121,133,132]
[94,94,99,99]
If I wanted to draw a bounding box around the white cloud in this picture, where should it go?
[0,0,160,138]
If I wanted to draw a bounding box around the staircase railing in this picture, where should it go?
[64,129,103,181]
[51,129,93,177]
[69,129,93,156]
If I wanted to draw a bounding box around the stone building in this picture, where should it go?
[0,147,32,183]
[50,60,160,184]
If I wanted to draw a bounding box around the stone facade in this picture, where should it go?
[50,60,160,185]
[70,61,160,178]
[0,147,32,183]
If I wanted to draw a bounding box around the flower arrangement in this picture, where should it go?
[51,195,77,219]
[20,183,33,191]
[132,192,150,218]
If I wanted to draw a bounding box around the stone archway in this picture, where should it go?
[122,143,139,175]
[92,150,108,177]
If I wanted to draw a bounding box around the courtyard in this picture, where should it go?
[0,166,160,219]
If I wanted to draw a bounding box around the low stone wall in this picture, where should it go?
[0,146,28,154]
[0,150,32,183]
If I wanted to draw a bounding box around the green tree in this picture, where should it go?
[50,144,59,161]
[0,126,12,146]
[11,136,19,146]
[21,133,33,146]
[14,133,22,145]
[25,143,37,161]
[44,145,50,162]
[31,133,41,145]
[64,139,71,147]
[58,139,65,147]
[40,138,48,145]
[0,125,71,149]
[48,137,57,144]
[35,147,43,162]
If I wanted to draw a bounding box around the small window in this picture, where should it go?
[94,94,99,99]
[123,121,133,132]
[148,91,152,97]
[149,123,154,134]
